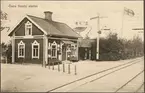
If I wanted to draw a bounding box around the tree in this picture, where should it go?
[98,31,144,61]
[6,42,12,63]
[0,41,12,63]
[1,42,7,56]
[131,35,144,57]
[0,10,10,31]
[99,32,123,60]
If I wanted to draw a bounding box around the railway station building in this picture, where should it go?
[8,11,81,65]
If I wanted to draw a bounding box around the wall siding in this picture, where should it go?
[15,18,44,36]
[15,39,43,64]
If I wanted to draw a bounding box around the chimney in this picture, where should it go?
[44,11,53,21]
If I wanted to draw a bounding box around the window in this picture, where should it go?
[71,44,76,57]
[25,21,32,36]
[18,41,25,58]
[32,40,39,58]
[51,41,57,58]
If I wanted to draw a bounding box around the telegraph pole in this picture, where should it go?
[96,14,100,60]
[90,13,107,60]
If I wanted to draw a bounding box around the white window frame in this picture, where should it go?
[25,21,32,36]
[18,41,25,58]
[32,40,40,59]
[71,44,76,57]
[51,41,57,58]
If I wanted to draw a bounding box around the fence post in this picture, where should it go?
[22,58,24,65]
[68,63,70,74]
[75,64,77,75]
[63,63,65,72]
[58,62,60,71]
[48,61,50,69]
[6,56,7,64]
[52,62,54,70]
[45,61,46,68]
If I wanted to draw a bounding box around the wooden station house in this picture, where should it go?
[8,11,81,65]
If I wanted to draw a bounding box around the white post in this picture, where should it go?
[96,34,100,59]
[66,51,67,61]
[59,42,62,61]
[45,35,48,64]
[12,34,15,64]
[76,40,79,61]
[90,13,107,60]
[96,13,100,60]
[43,36,46,66]
[89,49,91,60]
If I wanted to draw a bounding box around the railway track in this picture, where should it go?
[47,57,143,92]
[115,70,144,92]
[135,82,144,93]
[66,59,143,92]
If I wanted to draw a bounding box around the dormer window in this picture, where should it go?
[25,21,32,36]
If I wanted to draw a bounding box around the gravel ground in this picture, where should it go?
[1,57,143,92]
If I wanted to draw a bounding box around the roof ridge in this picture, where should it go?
[27,15,66,34]
[27,14,44,19]
[27,14,56,35]
[27,14,81,38]
[27,14,63,23]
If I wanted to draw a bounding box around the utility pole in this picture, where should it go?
[90,13,107,60]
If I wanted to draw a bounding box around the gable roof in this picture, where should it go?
[8,15,81,38]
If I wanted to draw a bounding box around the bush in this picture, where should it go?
[1,42,12,63]
[97,32,143,61]
[99,33,122,61]
[6,43,12,63]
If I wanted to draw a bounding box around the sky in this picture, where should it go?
[1,1,144,43]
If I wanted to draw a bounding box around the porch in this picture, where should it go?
[43,38,79,66]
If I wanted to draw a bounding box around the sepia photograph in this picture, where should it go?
[1,0,144,92]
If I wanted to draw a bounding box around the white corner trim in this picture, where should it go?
[12,34,15,63]
[18,40,25,58]
[32,40,40,59]
[45,36,48,64]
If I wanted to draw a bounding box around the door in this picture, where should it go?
[62,45,66,61]
[84,48,90,60]
[84,48,88,59]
